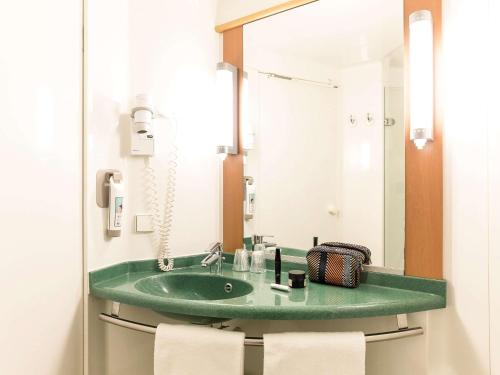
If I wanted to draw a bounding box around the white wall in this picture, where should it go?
[85,0,220,373]
[0,0,83,374]
[489,0,500,372]
[426,0,492,374]
[86,0,220,272]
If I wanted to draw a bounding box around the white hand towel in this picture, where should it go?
[263,331,365,375]
[154,323,245,375]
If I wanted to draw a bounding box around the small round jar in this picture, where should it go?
[288,270,306,288]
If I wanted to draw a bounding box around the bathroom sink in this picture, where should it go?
[91,256,447,323]
[135,273,253,300]
[134,273,253,324]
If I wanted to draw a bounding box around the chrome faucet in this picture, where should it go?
[252,235,276,249]
[201,242,225,275]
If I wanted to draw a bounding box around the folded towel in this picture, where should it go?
[154,323,245,375]
[263,331,365,375]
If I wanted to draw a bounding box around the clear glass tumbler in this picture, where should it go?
[232,249,250,272]
[250,250,266,273]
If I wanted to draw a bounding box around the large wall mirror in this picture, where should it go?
[219,0,443,278]
[242,0,404,270]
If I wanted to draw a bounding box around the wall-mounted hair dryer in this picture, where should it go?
[130,94,155,156]
[126,93,178,271]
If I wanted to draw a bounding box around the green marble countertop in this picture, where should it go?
[89,254,446,321]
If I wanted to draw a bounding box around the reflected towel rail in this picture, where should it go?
[98,312,424,345]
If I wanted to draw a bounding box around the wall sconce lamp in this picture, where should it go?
[216,62,238,158]
[241,71,255,150]
[409,10,434,150]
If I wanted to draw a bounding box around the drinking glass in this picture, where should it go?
[232,249,250,272]
[250,250,266,273]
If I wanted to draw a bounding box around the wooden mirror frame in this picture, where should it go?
[217,0,443,279]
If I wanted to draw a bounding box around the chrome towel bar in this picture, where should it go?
[98,312,424,345]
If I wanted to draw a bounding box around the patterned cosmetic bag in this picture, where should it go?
[306,242,372,288]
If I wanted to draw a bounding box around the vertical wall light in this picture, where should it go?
[241,71,255,150]
[215,62,238,157]
[409,10,434,150]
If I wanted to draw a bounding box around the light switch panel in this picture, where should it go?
[135,214,154,233]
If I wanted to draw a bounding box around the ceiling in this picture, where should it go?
[244,0,404,69]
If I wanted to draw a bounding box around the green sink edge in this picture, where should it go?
[89,253,446,320]
[89,254,207,285]
[90,253,446,300]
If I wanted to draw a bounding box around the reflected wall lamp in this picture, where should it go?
[241,71,255,150]
[215,62,238,158]
[409,10,434,150]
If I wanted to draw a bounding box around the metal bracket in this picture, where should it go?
[396,314,409,330]
[96,169,123,208]
[111,302,121,317]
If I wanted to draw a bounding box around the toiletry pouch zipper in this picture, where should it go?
[306,243,371,288]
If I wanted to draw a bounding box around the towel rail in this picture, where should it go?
[98,313,424,345]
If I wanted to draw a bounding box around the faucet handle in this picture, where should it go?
[207,241,223,253]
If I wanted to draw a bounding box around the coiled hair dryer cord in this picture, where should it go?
[143,115,179,271]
